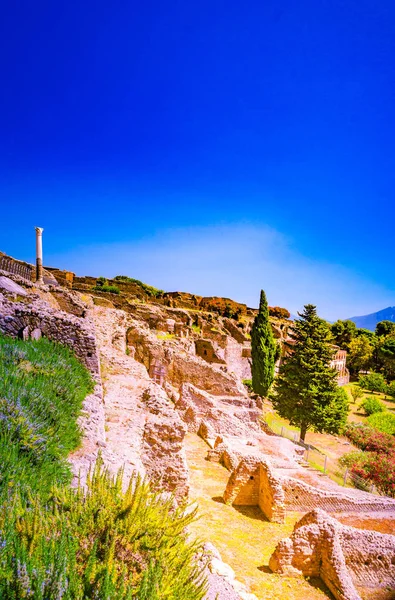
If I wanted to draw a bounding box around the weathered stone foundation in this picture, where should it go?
[269,509,395,600]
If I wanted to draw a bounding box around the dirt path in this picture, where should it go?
[185,433,334,600]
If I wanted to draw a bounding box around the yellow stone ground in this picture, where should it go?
[185,433,334,600]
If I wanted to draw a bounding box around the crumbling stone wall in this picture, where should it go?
[223,456,286,523]
[175,383,261,444]
[50,289,87,317]
[0,252,59,286]
[222,455,395,525]
[0,294,99,374]
[141,384,190,500]
[45,267,75,288]
[269,509,395,600]
[195,339,226,364]
[282,477,395,514]
[224,337,251,380]
[126,320,247,397]
[259,463,287,523]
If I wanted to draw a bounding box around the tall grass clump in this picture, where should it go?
[0,335,206,598]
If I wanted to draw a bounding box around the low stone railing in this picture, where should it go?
[0,252,34,283]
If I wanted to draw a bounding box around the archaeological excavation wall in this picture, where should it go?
[269,509,395,600]
[282,477,395,514]
[0,294,99,374]
[223,457,286,523]
[222,453,395,524]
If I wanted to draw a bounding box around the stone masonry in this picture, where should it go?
[269,508,395,600]
[0,290,99,374]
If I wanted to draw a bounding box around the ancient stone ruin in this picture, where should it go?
[222,451,395,520]
[223,456,286,523]
[0,242,394,600]
[269,509,395,600]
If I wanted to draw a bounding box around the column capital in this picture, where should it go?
[35,227,44,234]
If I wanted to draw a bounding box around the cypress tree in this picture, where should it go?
[272,304,349,441]
[251,290,276,396]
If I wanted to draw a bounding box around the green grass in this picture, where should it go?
[0,335,206,599]
[92,284,120,294]
[156,332,175,340]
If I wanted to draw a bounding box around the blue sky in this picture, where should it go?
[1,1,394,320]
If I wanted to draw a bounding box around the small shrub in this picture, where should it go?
[367,412,395,435]
[92,284,120,294]
[95,276,107,287]
[343,422,395,497]
[269,306,291,319]
[387,381,395,398]
[242,379,253,392]
[156,333,175,340]
[0,463,207,599]
[360,396,385,416]
[0,335,93,496]
[340,451,395,497]
[343,423,395,454]
[339,450,367,469]
[350,385,364,403]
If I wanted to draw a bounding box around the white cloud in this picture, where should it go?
[46,224,394,321]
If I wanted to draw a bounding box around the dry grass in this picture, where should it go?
[185,433,333,600]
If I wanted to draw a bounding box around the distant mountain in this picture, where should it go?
[348,306,395,331]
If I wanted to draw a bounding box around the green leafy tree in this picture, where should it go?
[272,304,349,441]
[375,320,395,337]
[355,328,375,340]
[350,385,364,404]
[347,336,374,376]
[378,336,395,381]
[251,290,276,396]
[331,319,357,350]
[358,372,386,394]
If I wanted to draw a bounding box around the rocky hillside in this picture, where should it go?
[1,254,395,600]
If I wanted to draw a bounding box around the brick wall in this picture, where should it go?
[233,467,260,505]
[282,478,395,513]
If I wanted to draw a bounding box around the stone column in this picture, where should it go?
[35,227,44,283]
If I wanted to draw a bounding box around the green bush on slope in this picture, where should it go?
[0,335,206,599]
[0,335,94,495]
